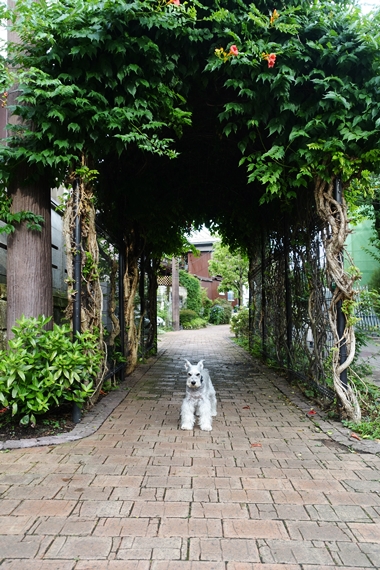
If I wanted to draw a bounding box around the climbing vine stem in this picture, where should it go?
[314,176,361,422]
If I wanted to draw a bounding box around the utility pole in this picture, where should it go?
[172,257,180,331]
[72,178,82,423]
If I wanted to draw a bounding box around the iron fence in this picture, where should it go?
[249,212,379,402]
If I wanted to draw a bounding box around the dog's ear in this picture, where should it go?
[184,359,191,370]
[197,359,204,370]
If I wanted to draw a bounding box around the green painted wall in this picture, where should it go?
[346,218,379,286]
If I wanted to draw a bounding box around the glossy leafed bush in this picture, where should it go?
[0,315,102,426]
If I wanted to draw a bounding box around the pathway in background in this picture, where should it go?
[1,325,380,569]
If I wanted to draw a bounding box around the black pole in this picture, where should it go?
[334,177,348,390]
[118,245,126,383]
[284,221,293,371]
[261,229,267,358]
[172,257,180,331]
[72,178,82,423]
[248,254,254,351]
[139,252,145,358]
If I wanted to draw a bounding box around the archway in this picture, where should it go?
[2,0,380,421]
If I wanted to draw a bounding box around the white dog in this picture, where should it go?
[180,359,217,431]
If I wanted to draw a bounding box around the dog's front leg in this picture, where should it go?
[180,398,196,430]
[210,387,217,417]
[198,399,212,431]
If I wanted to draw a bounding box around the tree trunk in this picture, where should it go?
[6,165,52,338]
[123,228,143,375]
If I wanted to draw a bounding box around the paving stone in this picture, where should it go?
[189,537,260,562]
[45,536,112,559]
[0,562,75,569]
[0,535,42,558]
[259,539,335,565]
[287,521,351,541]
[76,563,150,569]
[348,522,380,542]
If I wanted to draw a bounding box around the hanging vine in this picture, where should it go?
[314,176,361,422]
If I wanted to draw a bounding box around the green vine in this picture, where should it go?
[0,189,45,234]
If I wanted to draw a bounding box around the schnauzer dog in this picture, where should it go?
[180,359,217,431]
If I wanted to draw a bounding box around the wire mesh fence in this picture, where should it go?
[248,209,379,402]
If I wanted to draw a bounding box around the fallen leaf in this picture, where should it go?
[250,442,262,448]
[350,432,361,441]
[242,406,250,410]
[307,410,316,416]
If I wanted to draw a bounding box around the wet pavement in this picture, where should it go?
[0,324,380,569]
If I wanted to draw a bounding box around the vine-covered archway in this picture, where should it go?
[1,0,380,420]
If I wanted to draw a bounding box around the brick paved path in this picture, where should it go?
[1,325,380,569]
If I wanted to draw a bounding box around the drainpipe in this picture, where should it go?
[72,178,82,423]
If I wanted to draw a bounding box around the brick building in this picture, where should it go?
[187,228,233,303]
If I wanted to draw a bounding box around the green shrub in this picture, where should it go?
[0,315,102,427]
[343,416,380,440]
[201,289,213,320]
[180,309,198,324]
[209,300,232,324]
[182,318,208,330]
[230,307,249,338]
[179,270,203,314]
[368,268,380,293]
[358,286,380,319]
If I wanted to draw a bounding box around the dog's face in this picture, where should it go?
[184,359,204,389]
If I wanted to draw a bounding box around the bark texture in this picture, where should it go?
[123,227,145,375]
[6,166,52,338]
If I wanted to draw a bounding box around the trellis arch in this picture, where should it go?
[2,0,380,421]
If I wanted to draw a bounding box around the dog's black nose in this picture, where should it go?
[191,381,196,385]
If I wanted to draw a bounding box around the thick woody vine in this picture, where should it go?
[63,165,107,405]
[314,177,361,422]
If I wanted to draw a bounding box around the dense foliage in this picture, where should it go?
[0,316,102,426]
[1,0,380,214]
[179,308,198,324]
[209,299,233,324]
[208,242,248,305]
[179,269,203,314]
[230,306,249,338]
